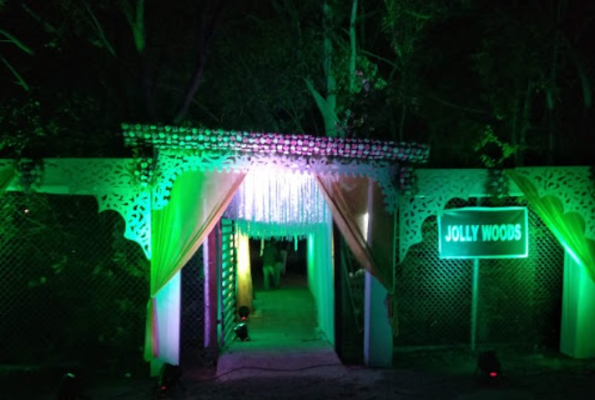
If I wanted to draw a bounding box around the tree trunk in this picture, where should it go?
[518,80,532,166]
[511,96,519,166]
[323,1,338,137]
[173,1,230,125]
[348,0,358,95]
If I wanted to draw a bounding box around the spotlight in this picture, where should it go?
[155,363,184,398]
[234,323,249,341]
[477,351,501,380]
[238,306,250,321]
[56,372,83,400]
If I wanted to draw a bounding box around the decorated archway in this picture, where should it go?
[121,124,429,370]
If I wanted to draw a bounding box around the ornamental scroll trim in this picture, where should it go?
[399,169,486,262]
[152,150,401,213]
[122,123,430,164]
[51,159,152,259]
[511,167,595,241]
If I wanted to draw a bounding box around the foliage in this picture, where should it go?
[474,125,518,169]
[0,0,593,165]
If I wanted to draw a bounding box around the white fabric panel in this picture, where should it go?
[307,218,335,345]
[560,251,595,358]
[154,271,181,365]
[307,233,318,302]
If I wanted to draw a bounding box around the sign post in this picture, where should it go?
[471,258,479,351]
[438,206,529,351]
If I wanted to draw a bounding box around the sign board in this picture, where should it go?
[438,207,529,259]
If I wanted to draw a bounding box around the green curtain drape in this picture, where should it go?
[508,170,595,283]
[316,175,398,334]
[0,162,15,195]
[145,168,246,361]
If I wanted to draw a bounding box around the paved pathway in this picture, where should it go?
[216,276,341,380]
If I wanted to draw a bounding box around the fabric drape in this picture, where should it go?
[145,168,246,361]
[508,170,595,283]
[316,175,397,334]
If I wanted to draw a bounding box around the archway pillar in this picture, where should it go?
[561,251,595,358]
[363,272,392,366]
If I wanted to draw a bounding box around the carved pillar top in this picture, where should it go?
[512,167,595,241]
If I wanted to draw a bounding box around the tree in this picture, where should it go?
[379,0,594,167]
[1,0,237,157]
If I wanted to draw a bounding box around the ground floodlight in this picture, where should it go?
[56,372,83,400]
[477,351,501,379]
[155,363,184,398]
[234,322,249,341]
[238,305,250,321]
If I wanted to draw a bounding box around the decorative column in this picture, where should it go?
[363,272,393,367]
[363,179,393,367]
[560,251,595,358]
[151,273,181,375]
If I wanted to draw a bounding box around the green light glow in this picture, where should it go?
[508,171,595,283]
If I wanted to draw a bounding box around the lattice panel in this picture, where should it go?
[476,197,564,348]
[395,197,564,349]
[0,192,148,373]
[395,198,474,346]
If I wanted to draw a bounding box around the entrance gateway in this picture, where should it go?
[2,126,593,373]
[118,124,428,373]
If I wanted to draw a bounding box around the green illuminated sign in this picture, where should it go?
[438,207,529,259]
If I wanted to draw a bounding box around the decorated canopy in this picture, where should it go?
[123,124,430,238]
[121,123,430,360]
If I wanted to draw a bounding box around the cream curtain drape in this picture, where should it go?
[316,175,397,334]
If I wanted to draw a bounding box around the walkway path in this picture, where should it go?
[216,274,343,381]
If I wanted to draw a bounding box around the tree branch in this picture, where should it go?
[427,94,490,114]
[0,55,30,91]
[21,2,58,34]
[173,0,231,124]
[120,0,145,54]
[0,28,34,55]
[84,2,117,57]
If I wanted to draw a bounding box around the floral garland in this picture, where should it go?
[474,126,517,200]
